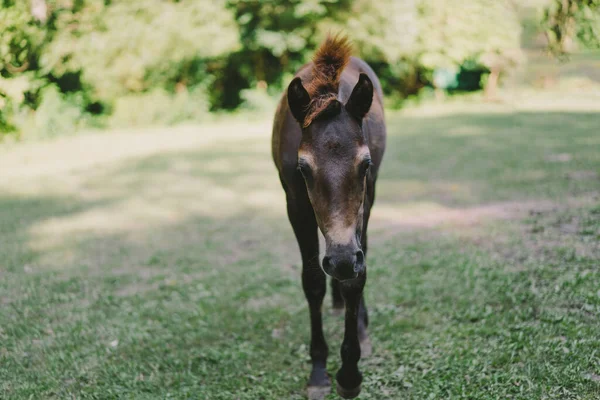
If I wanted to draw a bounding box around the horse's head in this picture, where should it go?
[287,73,374,281]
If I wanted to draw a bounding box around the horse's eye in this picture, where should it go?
[359,159,372,177]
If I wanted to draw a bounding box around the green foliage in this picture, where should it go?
[318,0,425,98]
[0,75,30,133]
[1,0,238,138]
[541,0,600,55]
[321,0,523,97]
[109,88,210,128]
[218,0,352,108]
[43,0,239,102]
[26,84,88,138]
[0,1,45,73]
[0,1,47,135]
[336,0,419,65]
[0,0,598,139]
[417,1,523,73]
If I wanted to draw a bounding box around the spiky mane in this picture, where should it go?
[303,34,352,127]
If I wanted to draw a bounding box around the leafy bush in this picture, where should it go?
[0,1,45,74]
[318,0,524,99]
[43,0,239,103]
[541,0,600,55]
[0,0,598,139]
[219,0,352,109]
[16,84,88,139]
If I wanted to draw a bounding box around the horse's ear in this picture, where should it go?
[346,73,373,121]
[287,77,311,125]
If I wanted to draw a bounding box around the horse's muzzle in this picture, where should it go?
[322,248,365,281]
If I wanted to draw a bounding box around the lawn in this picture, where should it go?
[1,91,599,399]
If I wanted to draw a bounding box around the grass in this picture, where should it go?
[1,91,599,399]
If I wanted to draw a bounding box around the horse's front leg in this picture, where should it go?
[302,259,329,399]
[336,272,366,399]
[286,195,330,399]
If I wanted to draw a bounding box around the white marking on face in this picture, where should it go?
[326,211,358,246]
[327,221,356,245]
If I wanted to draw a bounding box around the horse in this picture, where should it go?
[271,34,387,399]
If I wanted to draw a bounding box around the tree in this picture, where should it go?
[416,0,523,99]
[541,0,600,56]
[220,0,352,108]
[323,0,523,99]
[317,0,424,98]
[0,0,48,132]
[42,0,240,104]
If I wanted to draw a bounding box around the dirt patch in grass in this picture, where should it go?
[458,194,600,265]
[369,199,557,244]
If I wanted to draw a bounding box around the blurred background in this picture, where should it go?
[1,1,600,399]
[1,0,599,139]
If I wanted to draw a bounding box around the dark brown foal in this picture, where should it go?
[272,34,386,399]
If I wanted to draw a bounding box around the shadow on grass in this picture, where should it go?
[3,111,598,272]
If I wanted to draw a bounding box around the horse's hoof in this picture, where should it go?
[336,381,361,399]
[360,336,373,358]
[307,385,331,400]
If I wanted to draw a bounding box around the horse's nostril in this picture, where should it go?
[355,250,364,266]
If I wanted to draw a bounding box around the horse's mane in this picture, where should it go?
[303,34,352,127]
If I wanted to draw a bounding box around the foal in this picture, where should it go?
[271,34,386,399]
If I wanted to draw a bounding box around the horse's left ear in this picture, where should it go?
[345,73,373,121]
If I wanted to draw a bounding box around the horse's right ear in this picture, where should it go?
[287,77,311,125]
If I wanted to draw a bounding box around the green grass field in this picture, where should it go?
[1,91,599,399]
